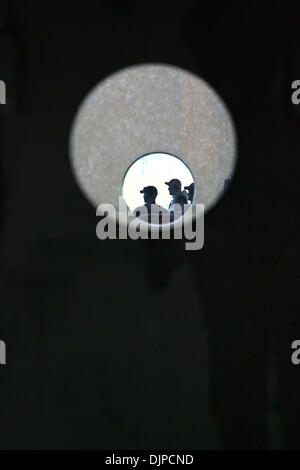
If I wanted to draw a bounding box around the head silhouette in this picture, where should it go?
[140,186,158,205]
[165,178,181,196]
[184,182,195,202]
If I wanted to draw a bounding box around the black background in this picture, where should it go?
[0,0,298,449]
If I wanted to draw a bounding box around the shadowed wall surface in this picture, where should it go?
[0,0,298,449]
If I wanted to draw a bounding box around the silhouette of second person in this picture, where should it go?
[165,179,188,217]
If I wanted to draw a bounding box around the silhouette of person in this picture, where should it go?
[184,182,195,203]
[134,186,169,224]
[165,179,188,218]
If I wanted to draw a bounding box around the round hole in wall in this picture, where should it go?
[70,63,237,229]
[122,152,195,224]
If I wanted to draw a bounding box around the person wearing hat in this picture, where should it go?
[165,179,188,217]
[134,186,169,224]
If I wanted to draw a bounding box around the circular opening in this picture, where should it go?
[70,64,237,220]
[122,152,195,224]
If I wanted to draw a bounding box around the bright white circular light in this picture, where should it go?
[122,152,194,213]
[70,63,236,223]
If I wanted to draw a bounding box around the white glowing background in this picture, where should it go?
[70,63,236,226]
[123,153,194,212]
